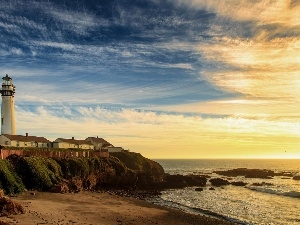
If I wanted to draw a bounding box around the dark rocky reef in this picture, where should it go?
[214,168,294,179]
[195,187,204,192]
[209,178,230,187]
[160,174,207,189]
[230,181,247,186]
[251,182,273,186]
[293,175,300,180]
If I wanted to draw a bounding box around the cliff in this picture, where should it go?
[0,152,164,195]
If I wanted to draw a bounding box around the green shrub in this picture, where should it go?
[44,158,63,184]
[88,157,102,173]
[110,152,157,171]
[8,156,62,191]
[2,146,88,152]
[0,160,24,194]
[23,157,54,190]
[54,158,90,179]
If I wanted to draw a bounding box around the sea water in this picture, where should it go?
[152,159,300,225]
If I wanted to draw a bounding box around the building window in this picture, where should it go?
[1,118,3,125]
[5,141,8,145]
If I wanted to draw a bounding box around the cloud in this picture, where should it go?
[174,0,300,27]
[16,105,300,158]
[198,36,300,100]
[0,10,47,35]
[10,48,23,55]
[1,0,299,158]
[44,4,101,36]
[156,98,300,121]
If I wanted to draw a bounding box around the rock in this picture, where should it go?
[50,181,69,194]
[160,174,207,189]
[214,168,293,179]
[245,174,273,179]
[161,174,188,189]
[0,190,4,198]
[231,181,247,186]
[209,178,230,187]
[195,187,204,192]
[68,177,83,193]
[252,182,273,186]
[0,197,25,216]
[84,174,97,190]
[277,172,293,177]
[184,174,207,187]
[293,175,300,180]
[110,152,165,184]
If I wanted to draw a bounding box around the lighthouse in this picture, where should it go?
[1,74,16,135]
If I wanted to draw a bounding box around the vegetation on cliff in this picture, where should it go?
[0,160,24,194]
[0,152,165,195]
[110,152,164,186]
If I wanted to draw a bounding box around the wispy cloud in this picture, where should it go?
[174,0,300,26]
[198,36,300,100]
[44,4,101,36]
[1,0,299,158]
[16,106,300,158]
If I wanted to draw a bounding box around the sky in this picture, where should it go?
[0,0,299,159]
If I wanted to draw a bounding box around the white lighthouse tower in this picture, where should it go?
[1,74,16,135]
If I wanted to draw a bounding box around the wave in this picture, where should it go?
[148,197,250,225]
[247,186,300,198]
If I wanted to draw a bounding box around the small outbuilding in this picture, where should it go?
[103,146,124,153]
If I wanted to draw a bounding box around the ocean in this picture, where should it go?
[152,159,300,225]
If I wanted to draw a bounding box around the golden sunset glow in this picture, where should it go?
[2,0,299,159]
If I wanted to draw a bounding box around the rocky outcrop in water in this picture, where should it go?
[251,182,273,186]
[293,175,300,180]
[209,178,230,187]
[159,174,207,189]
[230,181,247,186]
[214,168,294,179]
[195,187,204,192]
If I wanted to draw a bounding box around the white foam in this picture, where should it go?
[248,186,300,198]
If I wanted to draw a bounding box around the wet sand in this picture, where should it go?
[1,191,236,225]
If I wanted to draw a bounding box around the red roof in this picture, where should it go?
[3,134,50,143]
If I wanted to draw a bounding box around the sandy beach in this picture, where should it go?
[1,191,236,225]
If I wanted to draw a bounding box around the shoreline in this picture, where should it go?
[1,191,237,225]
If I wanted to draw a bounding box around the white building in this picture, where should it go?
[0,133,50,148]
[53,137,94,150]
[1,75,16,135]
[85,136,113,150]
